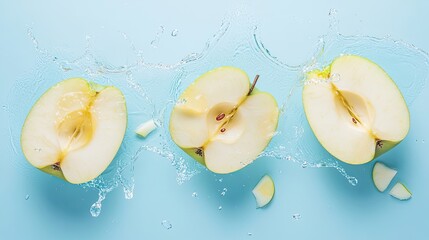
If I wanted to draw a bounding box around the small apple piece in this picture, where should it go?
[252,175,275,208]
[303,55,410,164]
[169,66,279,173]
[136,119,157,137]
[372,162,397,192]
[389,182,412,200]
[21,78,127,184]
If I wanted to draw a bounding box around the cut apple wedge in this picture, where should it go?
[136,119,157,137]
[303,55,410,164]
[21,78,127,184]
[372,162,397,192]
[169,67,279,173]
[252,175,275,208]
[389,182,412,200]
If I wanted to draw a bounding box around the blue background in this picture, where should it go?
[1,0,429,239]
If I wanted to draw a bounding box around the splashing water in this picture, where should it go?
[161,220,173,230]
[7,9,429,217]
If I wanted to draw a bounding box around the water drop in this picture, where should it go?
[220,188,227,196]
[90,202,102,217]
[171,29,178,37]
[301,161,308,168]
[124,188,134,199]
[25,194,30,200]
[248,232,253,236]
[218,178,223,182]
[218,206,223,210]
[33,148,42,152]
[161,220,172,230]
[292,213,301,220]
[347,177,358,186]
[192,192,198,197]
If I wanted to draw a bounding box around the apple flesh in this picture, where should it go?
[21,78,127,184]
[169,67,279,173]
[252,175,275,208]
[389,182,412,200]
[372,162,397,192]
[303,55,410,164]
[136,119,157,137]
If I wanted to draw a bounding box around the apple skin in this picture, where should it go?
[170,67,279,172]
[303,55,410,164]
[21,79,127,183]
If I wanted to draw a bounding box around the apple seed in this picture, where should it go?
[216,113,225,121]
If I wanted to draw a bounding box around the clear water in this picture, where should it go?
[7,10,429,217]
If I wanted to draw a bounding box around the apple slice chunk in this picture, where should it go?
[389,182,412,200]
[21,78,127,184]
[372,162,397,192]
[303,55,410,164]
[252,175,275,208]
[169,67,279,173]
[136,119,157,137]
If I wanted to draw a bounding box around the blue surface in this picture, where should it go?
[1,1,429,239]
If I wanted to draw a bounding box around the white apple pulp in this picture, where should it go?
[21,78,127,184]
[252,175,275,208]
[169,67,279,174]
[389,182,412,200]
[372,162,397,192]
[303,55,410,164]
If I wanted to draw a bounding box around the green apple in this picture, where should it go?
[252,174,275,208]
[303,55,410,164]
[21,78,127,184]
[372,162,397,192]
[169,66,279,173]
[389,182,412,200]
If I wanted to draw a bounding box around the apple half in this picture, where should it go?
[21,78,127,184]
[303,55,410,164]
[169,67,279,174]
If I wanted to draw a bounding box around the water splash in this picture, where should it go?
[151,26,165,48]
[7,9,428,217]
[161,220,173,230]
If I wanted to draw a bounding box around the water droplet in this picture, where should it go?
[192,192,198,197]
[347,177,358,186]
[25,194,30,200]
[301,161,308,168]
[248,232,253,236]
[292,213,301,220]
[33,148,42,152]
[218,206,223,210]
[90,202,102,217]
[171,29,178,37]
[220,188,227,196]
[423,140,425,144]
[161,220,172,230]
[218,178,223,182]
[124,188,134,199]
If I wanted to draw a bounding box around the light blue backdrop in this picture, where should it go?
[1,0,428,239]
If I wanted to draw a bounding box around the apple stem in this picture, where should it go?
[248,75,260,95]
